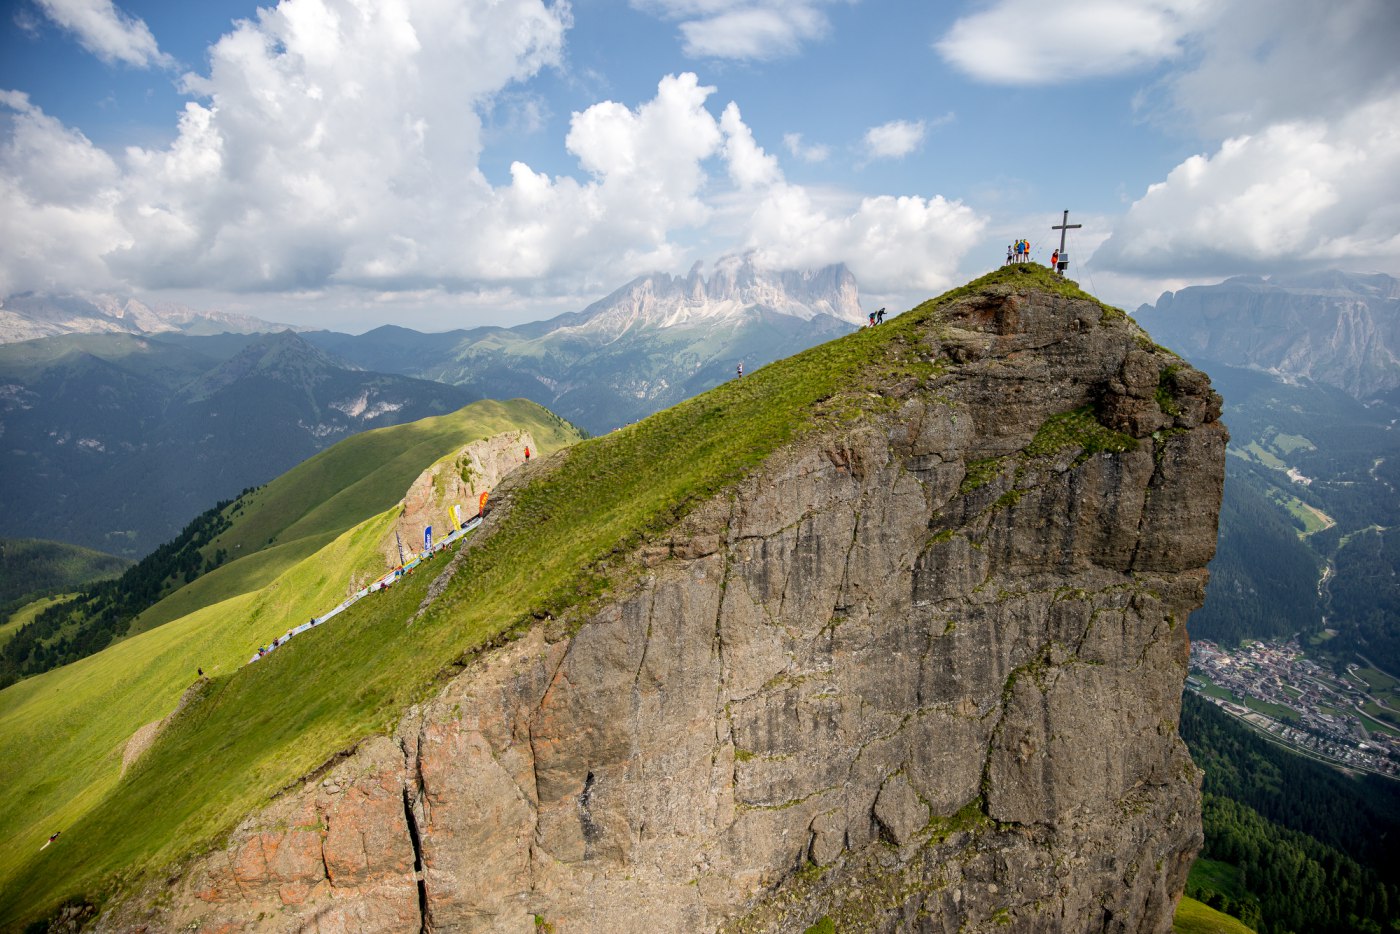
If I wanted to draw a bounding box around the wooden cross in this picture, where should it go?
[1051,210,1081,268]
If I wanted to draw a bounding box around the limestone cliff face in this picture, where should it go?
[99,282,1224,933]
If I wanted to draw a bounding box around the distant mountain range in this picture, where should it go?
[0,293,294,344]
[0,257,865,555]
[0,330,478,556]
[1133,270,1400,673]
[306,257,865,433]
[1136,271,1400,398]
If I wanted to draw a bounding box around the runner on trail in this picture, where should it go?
[737,362,744,378]
[868,311,876,326]
[524,445,531,461]
[1006,244,1013,265]
[41,831,61,850]
[876,307,886,324]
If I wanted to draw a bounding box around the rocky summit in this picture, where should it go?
[95,269,1225,933]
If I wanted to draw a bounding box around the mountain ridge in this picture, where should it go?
[1135,270,1400,398]
[305,257,866,433]
[0,331,481,555]
[0,292,295,344]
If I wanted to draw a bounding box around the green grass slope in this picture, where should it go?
[0,399,580,924]
[0,265,1116,926]
[0,512,406,918]
[1174,896,1257,934]
[130,398,579,634]
[0,597,72,649]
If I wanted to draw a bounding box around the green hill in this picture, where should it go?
[130,397,581,634]
[0,400,581,686]
[1174,896,1257,934]
[0,398,581,925]
[0,539,129,617]
[0,265,1101,927]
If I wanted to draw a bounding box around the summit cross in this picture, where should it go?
[1051,210,1082,268]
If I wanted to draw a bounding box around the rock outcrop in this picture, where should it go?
[383,430,535,568]
[98,278,1224,933]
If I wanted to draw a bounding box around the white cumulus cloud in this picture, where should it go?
[632,0,844,60]
[862,119,926,161]
[743,183,986,295]
[0,90,128,293]
[34,0,173,68]
[1,0,987,316]
[1093,94,1400,278]
[720,102,780,188]
[1161,0,1400,136]
[935,0,1209,85]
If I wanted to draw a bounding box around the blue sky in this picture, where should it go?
[2,0,1397,331]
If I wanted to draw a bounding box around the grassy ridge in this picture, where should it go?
[131,398,578,634]
[0,265,1087,925]
[0,400,582,925]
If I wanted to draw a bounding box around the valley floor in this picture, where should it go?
[1187,637,1400,778]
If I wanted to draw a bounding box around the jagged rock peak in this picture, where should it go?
[0,291,294,344]
[562,254,865,341]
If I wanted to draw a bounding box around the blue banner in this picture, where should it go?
[424,526,433,550]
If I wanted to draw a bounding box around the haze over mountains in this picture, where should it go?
[308,256,865,434]
[0,293,293,344]
[0,258,862,555]
[0,330,478,556]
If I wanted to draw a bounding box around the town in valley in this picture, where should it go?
[1188,637,1400,779]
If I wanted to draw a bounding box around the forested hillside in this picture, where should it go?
[1328,527,1400,673]
[1181,694,1400,933]
[0,495,242,688]
[1187,465,1321,645]
[0,539,130,649]
[1177,362,1400,671]
[0,538,129,611]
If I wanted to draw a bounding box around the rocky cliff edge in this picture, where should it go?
[97,270,1225,934]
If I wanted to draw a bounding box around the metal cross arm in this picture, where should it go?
[1052,210,1081,256]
